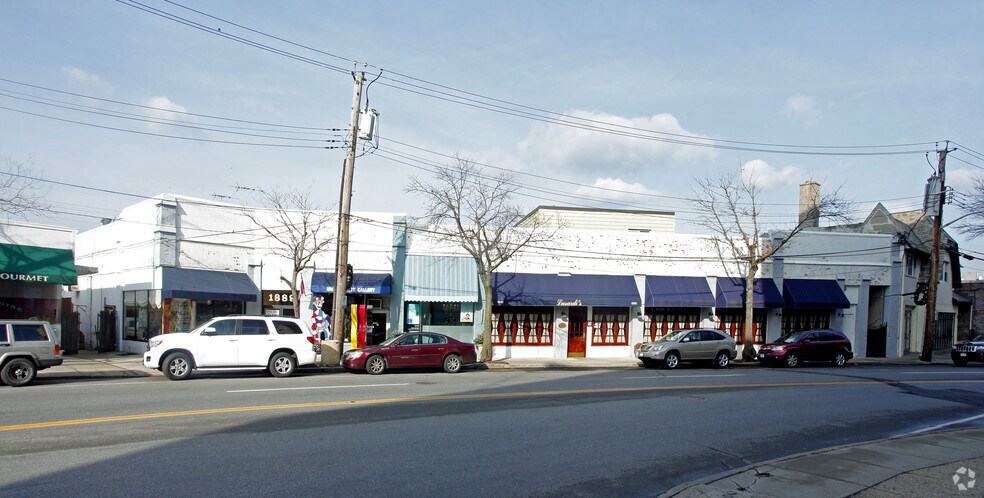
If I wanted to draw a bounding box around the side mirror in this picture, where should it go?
[202,327,217,336]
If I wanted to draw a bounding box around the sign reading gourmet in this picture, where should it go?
[0,243,77,286]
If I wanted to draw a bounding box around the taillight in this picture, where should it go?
[55,344,61,356]
[306,336,316,345]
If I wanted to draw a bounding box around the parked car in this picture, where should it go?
[342,332,477,374]
[951,333,984,366]
[0,320,63,387]
[634,329,737,369]
[144,316,318,380]
[758,329,853,367]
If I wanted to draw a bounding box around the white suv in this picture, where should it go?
[144,316,318,380]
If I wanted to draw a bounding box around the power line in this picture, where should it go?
[0,90,343,144]
[0,105,343,149]
[0,77,339,132]
[125,1,944,157]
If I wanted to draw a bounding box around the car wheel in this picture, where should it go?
[640,358,656,368]
[366,355,386,375]
[162,352,193,381]
[269,352,297,378]
[663,352,680,369]
[784,353,800,368]
[713,351,730,369]
[832,352,847,367]
[443,354,462,373]
[1,358,37,387]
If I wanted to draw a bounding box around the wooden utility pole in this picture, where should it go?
[920,146,949,362]
[324,69,365,366]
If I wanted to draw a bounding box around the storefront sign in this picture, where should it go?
[407,303,420,325]
[0,272,49,282]
[459,303,474,323]
[556,299,582,306]
[262,290,295,306]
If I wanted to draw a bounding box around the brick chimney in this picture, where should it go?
[799,180,820,228]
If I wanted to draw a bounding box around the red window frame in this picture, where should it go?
[491,307,553,346]
[644,308,701,342]
[591,307,630,346]
[717,309,767,344]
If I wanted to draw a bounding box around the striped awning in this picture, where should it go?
[404,255,479,302]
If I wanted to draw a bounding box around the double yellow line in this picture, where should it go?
[3,378,981,432]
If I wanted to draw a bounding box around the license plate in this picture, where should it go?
[960,352,968,357]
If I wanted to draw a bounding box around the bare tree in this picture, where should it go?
[244,187,336,317]
[952,174,984,239]
[692,170,852,361]
[1,157,51,217]
[406,154,558,362]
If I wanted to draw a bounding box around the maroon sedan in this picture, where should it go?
[341,332,478,374]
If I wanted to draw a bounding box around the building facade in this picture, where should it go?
[73,194,962,360]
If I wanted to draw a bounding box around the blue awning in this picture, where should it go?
[645,276,715,308]
[715,278,784,308]
[782,279,850,309]
[311,272,392,294]
[493,273,640,307]
[161,267,258,302]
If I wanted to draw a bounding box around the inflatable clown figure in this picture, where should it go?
[309,295,330,340]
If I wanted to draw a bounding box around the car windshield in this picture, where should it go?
[659,330,690,342]
[969,333,984,342]
[378,334,404,347]
[776,331,809,343]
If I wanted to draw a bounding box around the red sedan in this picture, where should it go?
[341,332,478,374]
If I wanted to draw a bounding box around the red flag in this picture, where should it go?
[299,279,306,297]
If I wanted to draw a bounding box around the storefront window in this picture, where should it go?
[781,310,831,334]
[592,307,630,345]
[123,290,163,341]
[645,308,701,341]
[194,300,244,325]
[491,307,553,345]
[718,309,767,344]
[408,302,464,326]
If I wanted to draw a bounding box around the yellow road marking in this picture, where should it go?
[2,379,982,432]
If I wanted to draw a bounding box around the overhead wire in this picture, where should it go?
[124,0,944,157]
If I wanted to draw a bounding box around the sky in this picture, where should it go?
[2,1,984,269]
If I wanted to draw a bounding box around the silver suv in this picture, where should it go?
[144,316,318,380]
[635,328,737,369]
[0,320,63,387]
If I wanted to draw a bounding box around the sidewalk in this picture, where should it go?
[36,349,158,380]
[664,427,984,497]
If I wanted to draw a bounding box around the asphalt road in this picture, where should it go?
[2,364,984,497]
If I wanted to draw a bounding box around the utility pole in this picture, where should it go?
[920,145,950,362]
[324,69,365,366]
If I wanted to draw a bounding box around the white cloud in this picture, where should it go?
[515,110,716,175]
[783,94,820,125]
[574,177,661,201]
[741,159,803,189]
[947,168,978,190]
[143,96,191,131]
[61,67,113,96]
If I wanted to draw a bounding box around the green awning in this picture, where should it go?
[0,243,77,285]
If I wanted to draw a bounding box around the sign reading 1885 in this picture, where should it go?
[262,291,295,305]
